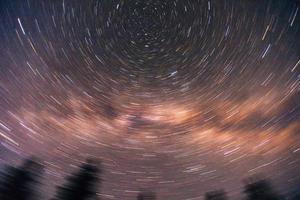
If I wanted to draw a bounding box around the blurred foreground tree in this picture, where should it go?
[137,191,156,200]
[205,190,228,200]
[244,178,282,200]
[53,159,101,200]
[0,158,43,200]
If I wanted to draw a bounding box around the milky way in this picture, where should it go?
[0,0,300,199]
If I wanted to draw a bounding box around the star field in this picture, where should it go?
[0,0,300,199]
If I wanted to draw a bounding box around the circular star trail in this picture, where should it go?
[0,0,300,199]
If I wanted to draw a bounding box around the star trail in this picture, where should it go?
[0,0,300,199]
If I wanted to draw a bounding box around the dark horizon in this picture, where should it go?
[1,157,297,200]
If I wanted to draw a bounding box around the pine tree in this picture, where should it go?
[53,159,101,200]
[244,179,281,200]
[0,158,43,200]
[137,191,156,200]
[292,193,300,200]
[205,190,228,200]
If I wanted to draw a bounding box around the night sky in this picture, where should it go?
[0,0,300,199]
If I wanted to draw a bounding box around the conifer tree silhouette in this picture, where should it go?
[0,157,43,200]
[137,191,156,200]
[205,190,228,200]
[244,179,281,200]
[292,193,300,200]
[53,159,101,200]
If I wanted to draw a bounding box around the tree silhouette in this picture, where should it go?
[53,159,101,200]
[137,191,156,200]
[292,193,300,200]
[291,186,300,200]
[0,157,43,200]
[205,190,228,200]
[244,179,282,200]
